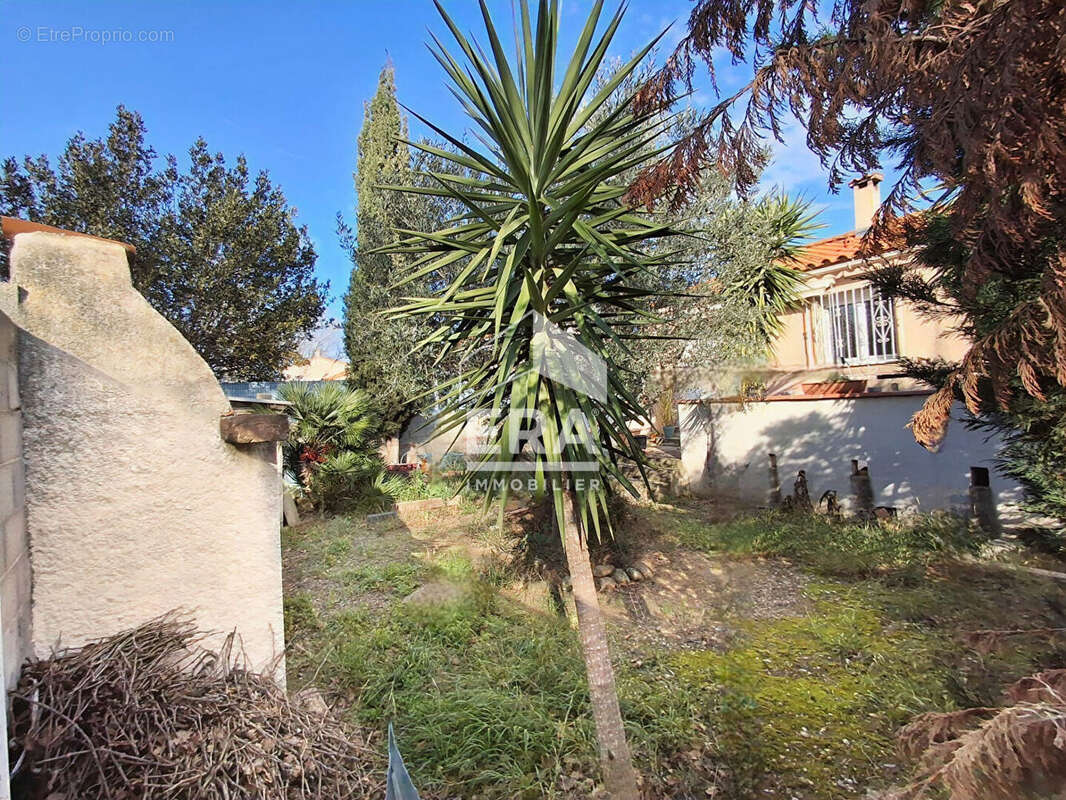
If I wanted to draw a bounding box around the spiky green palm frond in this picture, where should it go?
[280,382,376,452]
[278,382,380,508]
[386,0,680,538]
[725,193,823,341]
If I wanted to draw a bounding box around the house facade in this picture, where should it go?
[283,349,348,382]
[677,176,1025,521]
[768,174,968,394]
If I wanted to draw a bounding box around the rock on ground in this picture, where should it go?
[402,582,464,607]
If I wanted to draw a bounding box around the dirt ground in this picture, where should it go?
[285,497,814,659]
[282,497,1066,800]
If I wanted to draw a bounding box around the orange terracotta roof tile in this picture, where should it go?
[1,216,136,254]
[788,216,916,272]
[790,230,874,271]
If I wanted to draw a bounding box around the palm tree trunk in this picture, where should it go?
[561,487,640,799]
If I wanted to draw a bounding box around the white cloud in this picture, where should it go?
[758,117,831,194]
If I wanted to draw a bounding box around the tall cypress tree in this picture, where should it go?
[342,63,424,439]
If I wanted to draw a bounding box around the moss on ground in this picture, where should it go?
[283,506,1066,800]
[672,583,949,797]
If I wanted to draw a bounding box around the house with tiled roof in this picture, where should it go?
[766,173,969,397]
[675,176,1025,522]
[283,348,348,382]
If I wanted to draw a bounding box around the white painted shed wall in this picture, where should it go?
[679,395,1024,517]
[1,231,285,673]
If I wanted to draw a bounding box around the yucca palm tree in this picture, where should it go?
[385,1,678,796]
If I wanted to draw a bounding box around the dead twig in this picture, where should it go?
[8,612,384,799]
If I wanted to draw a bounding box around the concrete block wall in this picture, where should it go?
[0,307,31,691]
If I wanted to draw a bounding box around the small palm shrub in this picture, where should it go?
[279,382,384,512]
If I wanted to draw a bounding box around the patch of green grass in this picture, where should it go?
[283,592,318,642]
[339,562,425,596]
[320,537,353,568]
[379,472,470,503]
[672,582,953,798]
[286,584,713,799]
[284,505,1066,800]
[429,551,474,582]
[674,510,979,576]
[666,573,1066,799]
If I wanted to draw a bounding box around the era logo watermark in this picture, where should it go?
[463,312,606,491]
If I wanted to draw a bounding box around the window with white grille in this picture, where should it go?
[818,284,897,365]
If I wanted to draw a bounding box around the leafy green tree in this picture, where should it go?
[278,382,382,512]
[0,106,327,380]
[387,2,676,795]
[585,60,821,410]
[0,106,172,288]
[152,140,322,379]
[623,187,822,396]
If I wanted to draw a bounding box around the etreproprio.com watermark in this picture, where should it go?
[16,26,175,44]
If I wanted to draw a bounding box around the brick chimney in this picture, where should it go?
[848,172,883,231]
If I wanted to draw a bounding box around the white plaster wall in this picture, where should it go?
[399,412,473,466]
[680,395,1024,517]
[0,232,284,672]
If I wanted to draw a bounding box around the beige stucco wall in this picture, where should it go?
[0,231,284,672]
[771,261,971,370]
[769,306,810,369]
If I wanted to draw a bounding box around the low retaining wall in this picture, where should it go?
[679,394,1024,519]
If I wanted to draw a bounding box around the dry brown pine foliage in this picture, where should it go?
[8,614,383,799]
[890,672,1066,799]
[631,0,1066,448]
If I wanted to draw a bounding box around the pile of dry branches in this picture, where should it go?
[8,615,384,799]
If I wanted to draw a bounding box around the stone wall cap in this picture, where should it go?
[1,216,136,254]
[219,413,290,444]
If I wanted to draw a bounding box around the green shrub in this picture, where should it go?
[279,382,386,512]
[376,471,468,503]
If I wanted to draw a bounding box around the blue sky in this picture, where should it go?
[1,0,867,334]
